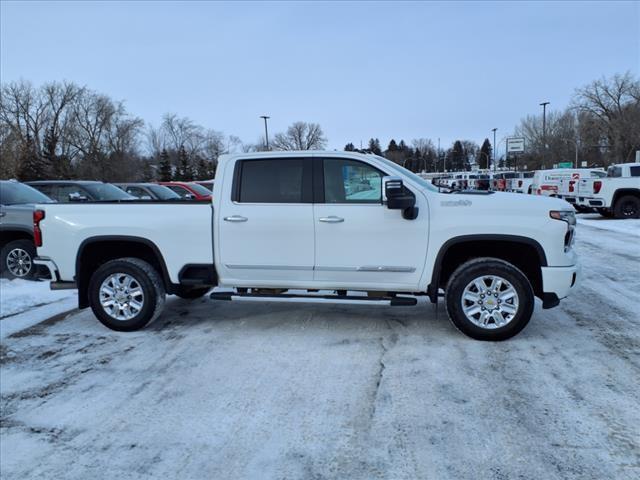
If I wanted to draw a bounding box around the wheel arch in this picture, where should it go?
[0,227,33,250]
[428,235,547,303]
[612,188,640,206]
[75,236,175,309]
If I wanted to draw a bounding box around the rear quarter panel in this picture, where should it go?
[37,203,214,282]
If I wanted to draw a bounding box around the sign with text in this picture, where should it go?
[506,137,525,153]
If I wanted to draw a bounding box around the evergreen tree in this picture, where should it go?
[451,140,465,171]
[42,126,64,179]
[195,156,209,180]
[17,134,50,181]
[176,146,192,180]
[387,139,398,151]
[478,138,493,170]
[344,142,355,151]
[141,159,155,181]
[368,138,382,155]
[158,148,172,181]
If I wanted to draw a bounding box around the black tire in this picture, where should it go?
[1,239,37,280]
[445,258,534,341]
[613,195,640,219]
[175,286,210,299]
[88,257,166,332]
[596,207,614,218]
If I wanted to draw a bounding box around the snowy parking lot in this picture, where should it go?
[1,215,639,480]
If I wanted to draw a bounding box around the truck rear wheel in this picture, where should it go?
[88,257,166,331]
[613,195,640,219]
[445,258,534,341]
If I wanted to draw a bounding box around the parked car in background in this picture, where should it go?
[475,174,492,191]
[530,168,605,196]
[0,180,54,279]
[115,183,181,201]
[575,162,640,218]
[508,172,535,194]
[27,181,135,202]
[195,180,214,191]
[158,181,213,200]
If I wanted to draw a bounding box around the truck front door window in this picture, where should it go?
[323,158,382,203]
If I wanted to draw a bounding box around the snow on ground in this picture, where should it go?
[1,222,639,479]
[0,279,76,339]
[577,213,640,236]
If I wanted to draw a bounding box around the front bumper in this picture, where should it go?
[540,262,581,309]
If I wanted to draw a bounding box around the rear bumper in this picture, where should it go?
[577,196,606,207]
[540,262,581,309]
[33,257,76,289]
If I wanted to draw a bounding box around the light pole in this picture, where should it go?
[260,115,270,150]
[540,101,550,165]
[491,128,497,171]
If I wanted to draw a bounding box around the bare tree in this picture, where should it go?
[271,121,327,150]
[572,72,640,162]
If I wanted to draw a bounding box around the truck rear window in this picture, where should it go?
[238,158,306,203]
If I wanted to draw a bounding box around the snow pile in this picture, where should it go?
[577,214,640,237]
[0,279,76,339]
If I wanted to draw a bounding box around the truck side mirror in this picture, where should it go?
[383,176,418,220]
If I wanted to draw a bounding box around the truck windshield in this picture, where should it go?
[147,184,181,200]
[83,183,135,201]
[0,181,55,205]
[372,155,439,192]
[187,183,213,196]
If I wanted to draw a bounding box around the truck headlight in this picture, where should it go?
[550,210,576,250]
[550,210,576,226]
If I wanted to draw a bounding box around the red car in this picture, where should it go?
[158,182,212,201]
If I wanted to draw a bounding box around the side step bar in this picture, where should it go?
[209,291,417,306]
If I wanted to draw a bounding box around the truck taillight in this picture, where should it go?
[593,181,602,194]
[33,210,45,247]
[518,180,523,187]
[569,180,575,193]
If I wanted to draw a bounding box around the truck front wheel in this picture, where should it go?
[613,195,640,219]
[88,257,166,331]
[445,258,534,341]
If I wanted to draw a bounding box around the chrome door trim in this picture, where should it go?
[225,264,313,271]
[315,266,416,273]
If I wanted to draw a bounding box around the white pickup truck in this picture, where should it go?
[33,151,580,341]
[574,163,640,218]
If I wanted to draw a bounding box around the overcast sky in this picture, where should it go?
[1,0,638,152]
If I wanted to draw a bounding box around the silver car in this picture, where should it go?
[0,180,55,279]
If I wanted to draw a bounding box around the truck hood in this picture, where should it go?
[444,190,571,212]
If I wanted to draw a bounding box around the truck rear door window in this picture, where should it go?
[237,158,308,203]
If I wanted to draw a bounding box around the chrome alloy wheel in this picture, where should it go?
[461,275,519,329]
[6,248,32,277]
[99,273,145,321]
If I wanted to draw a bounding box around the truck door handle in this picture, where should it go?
[319,216,344,223]
[224,215,248,222]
